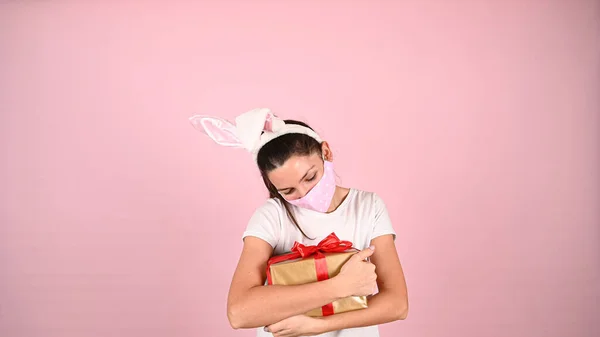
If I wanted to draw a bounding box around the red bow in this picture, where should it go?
[291,233,353,258]
[266,233,352,268]
[266,233,354,316]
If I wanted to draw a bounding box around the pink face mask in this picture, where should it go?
[286,160,336,213]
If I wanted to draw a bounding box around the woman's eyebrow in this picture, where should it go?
[277,165,316,191]
[299,165,316,182]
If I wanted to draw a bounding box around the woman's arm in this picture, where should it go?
[227,236,376,329]
[266,234,408,336]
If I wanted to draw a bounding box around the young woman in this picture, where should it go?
[190,108,408,337]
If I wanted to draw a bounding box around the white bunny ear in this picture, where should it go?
[189,115,243,147]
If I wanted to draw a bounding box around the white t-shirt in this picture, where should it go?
[242,188,396,337]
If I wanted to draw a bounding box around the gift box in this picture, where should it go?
[266,233,368,317]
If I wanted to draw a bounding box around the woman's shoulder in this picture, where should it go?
[349,188,386,205]
[250,197,285,219]
[244,198,285,248]
[344,188,391,217]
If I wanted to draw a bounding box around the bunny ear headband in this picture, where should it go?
[189,108,322,162]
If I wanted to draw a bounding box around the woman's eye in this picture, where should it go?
[306,175,316,182]
[283,189,295,195]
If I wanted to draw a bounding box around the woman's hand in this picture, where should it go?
[333,246,377,297]
[265,315,325,337]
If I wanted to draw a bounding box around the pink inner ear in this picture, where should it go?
[211,127,236,142]
[201,118,241,145]
[263,114,273,132]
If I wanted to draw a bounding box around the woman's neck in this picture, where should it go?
[326,186,350,213]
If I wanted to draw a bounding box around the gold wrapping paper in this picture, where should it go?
[268,251,368,317]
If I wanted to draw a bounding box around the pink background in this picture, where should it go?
[1,1,599,337]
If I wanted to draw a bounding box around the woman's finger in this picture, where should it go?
[273,330,292,337]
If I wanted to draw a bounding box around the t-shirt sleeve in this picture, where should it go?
[371,193,397,241]
[242,200,282,248]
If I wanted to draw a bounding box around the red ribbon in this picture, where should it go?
[266,233,353,316]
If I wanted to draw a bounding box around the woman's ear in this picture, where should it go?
[321,141,333,161]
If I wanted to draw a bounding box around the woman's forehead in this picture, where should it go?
[268,154,321,184]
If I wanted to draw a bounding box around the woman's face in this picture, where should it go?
[267,143,332,201]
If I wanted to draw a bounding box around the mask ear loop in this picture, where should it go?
[322,152,342,186]
[333,169,342,186]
